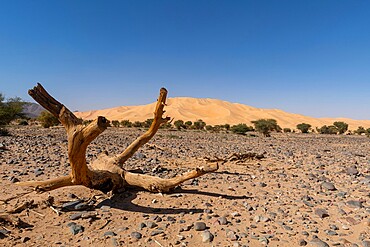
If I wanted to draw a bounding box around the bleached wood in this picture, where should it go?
[17,84,218,194]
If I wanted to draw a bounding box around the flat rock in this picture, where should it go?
[194,222,206,231]
[347,200,363,208]
[315,208,329,219]
[346,166,359,176]
[321,181,336,191]
[130,231,142,240]
[202,230,214,243]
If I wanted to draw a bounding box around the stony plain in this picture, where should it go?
[0,126,369,246]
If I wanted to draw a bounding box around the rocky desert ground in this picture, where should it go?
[0,126,369,247]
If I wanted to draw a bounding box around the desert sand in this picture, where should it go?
[74,98,370,131]
[0,126,369,247]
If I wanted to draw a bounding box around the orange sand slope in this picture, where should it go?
[74,97,370,130]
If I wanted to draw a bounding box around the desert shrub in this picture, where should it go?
[365,128,370,137]
[318,125,338,134]
[18,119,29,125]
[194,119,206,130]
[355,126,366,135]
[230,123,253,135]
[83,119,93,126]
[120,120,132,127]
[132,121,143,128]
[184,121,192,129]
[333,121,348,134]
[0,127,10,136]
[213,125,222,132]
[205,125,214,131]
[0,94,26,125]
[222,124,230,131]
[283,128,291,133]
[142,118,153,128]
[160,122,172,129]
[174,120,185,130]
[38,110,60,128]
[252,119,281,137]
[296,123,311,133]
[111,120,120,127]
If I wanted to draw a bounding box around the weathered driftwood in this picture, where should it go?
[17,83,218,193]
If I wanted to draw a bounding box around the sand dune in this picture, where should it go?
[74,97,370,130]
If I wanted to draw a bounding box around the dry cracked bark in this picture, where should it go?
[17,83,218,193]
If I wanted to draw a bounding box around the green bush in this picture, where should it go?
[296,123,311,133]
[111,120,120,127]
[317,125,338,134]
[160,122,172,129]
[333,121,348,134]
[120,120,132,127]
[38,111,60,128]
[132,121,143,128]
[366,128,370,137]
[223,124,230,131]
[174,120,185,130]
[143,118,153,128]
[194,119,206,130]
[205,125,214,131]
[0,127,10,136]
[0,94,26,125]
[230,123,253,135]
[83,119,93,126]
[18,119,29,125]
[184,121,192,129]
[251,119,281,137]
[283,128,291,133]
[355,126,366,135]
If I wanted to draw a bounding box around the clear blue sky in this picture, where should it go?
[1,0,370,119]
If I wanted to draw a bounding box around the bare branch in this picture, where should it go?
[113,88,170,166]
[124,162,219,193]
[17,175,73,192]
[28,83,82,128]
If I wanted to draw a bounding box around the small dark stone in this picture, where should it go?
[8,176,20,183]
[146,221,158,229]
[227,230,239,241]
[0,229,10,239]
[315,208,329,219]
[202,231,214,243]
[362,241,370,247]
[150,229,164,236]
[62,200,83,211]
[69,212,83,220]
[130,231,142,240]
[34,168,44,176]
[218,216,228,225]
[194,222,206,231]
[74,203,90,211]
[325,229,338,236]
[138,222,146,230]
[68,222,84,235]
[310,235,329,247]
[347,200,363,208]
[259,182,267,187]
[21,236,30,243]
[167,216,176,222]
[321,182,336,191]
[346,166,359,176]
[103,231,116,237]
[298,239,307,246]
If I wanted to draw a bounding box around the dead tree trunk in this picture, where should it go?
[17,83,218,193]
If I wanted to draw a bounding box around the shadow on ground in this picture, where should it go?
[97,187,252,214]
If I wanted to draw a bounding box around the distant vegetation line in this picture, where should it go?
[1,92,370,137]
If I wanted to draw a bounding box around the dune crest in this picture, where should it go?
[74,97,370,130]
